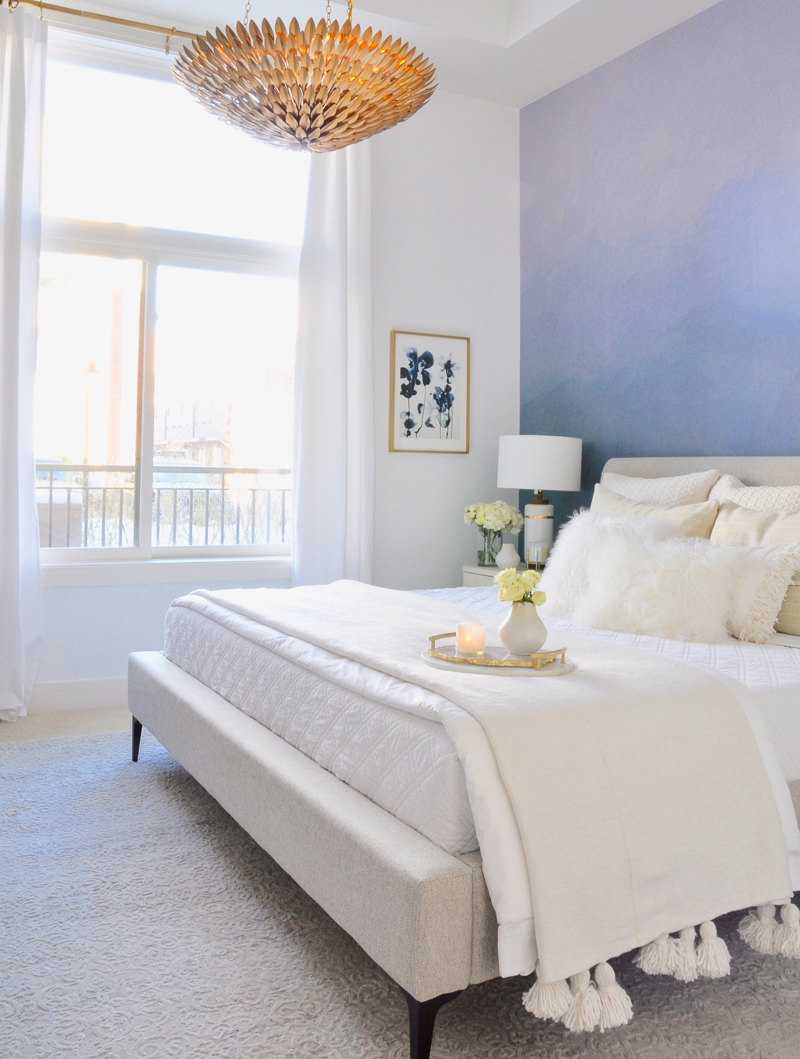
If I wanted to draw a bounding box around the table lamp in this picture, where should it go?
[497,435,582,566]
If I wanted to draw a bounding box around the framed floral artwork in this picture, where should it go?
[389,331,470,453]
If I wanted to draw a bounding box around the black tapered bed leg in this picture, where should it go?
[401,987,463,1059]
[131,717,143,762]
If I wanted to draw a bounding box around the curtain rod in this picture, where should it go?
[3,0,197,48]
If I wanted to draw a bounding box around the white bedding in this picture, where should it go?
[164,584,800,864]
[427,587,800,783]
[164,602,478,855]
[164,582,800,984]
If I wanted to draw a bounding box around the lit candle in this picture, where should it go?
[456,621,485,657]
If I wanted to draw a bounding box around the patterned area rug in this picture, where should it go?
[3,731,800,1058]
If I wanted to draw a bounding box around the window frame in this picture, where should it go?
[38,206,300,566]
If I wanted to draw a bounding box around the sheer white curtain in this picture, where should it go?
[0,8,45,722]
[292,141,374,586]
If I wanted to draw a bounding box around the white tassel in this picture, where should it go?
[561,969,601,1033]
[695,920,730,978]
[594,962,633,1031]
[739,903,778,954]
[522,973,571,1020]
[633,932,677,976]
[774,903,800,959]
[672,926,699,982]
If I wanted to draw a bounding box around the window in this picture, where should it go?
[34,58,309,559]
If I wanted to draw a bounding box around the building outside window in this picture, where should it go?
[34,55,310,560]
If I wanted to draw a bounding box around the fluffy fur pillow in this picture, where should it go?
[538,510,680,619]
[573,535,735,642]
[572,533,800,644]
[602,469,719,507]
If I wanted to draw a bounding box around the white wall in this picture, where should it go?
[34,89,521,699]
[34,560,292,705]
[371,90,521,589]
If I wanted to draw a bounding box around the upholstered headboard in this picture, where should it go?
[602,457,800,488]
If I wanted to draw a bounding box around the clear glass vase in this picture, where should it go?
[477,527,502,566]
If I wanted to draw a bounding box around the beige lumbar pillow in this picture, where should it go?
[711,500,800,635]
[710,474,800,512]
[601,468,719,507]
[590,483,719,538]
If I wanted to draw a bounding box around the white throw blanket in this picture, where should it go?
[175,581,800,987]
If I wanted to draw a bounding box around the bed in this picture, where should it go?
[128,455,800,1058]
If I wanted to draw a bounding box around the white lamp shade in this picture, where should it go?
[497,435,582,492]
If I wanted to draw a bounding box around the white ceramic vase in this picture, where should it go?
[495,542,520,570]
[498,601,547,656]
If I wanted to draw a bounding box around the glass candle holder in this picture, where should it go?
[527,542,550,570]
[455,621,485,657]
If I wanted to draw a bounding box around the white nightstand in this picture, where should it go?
[462,563,527,587]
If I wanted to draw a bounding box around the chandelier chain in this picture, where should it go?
[325,1,352,27]
[242,0,251,25]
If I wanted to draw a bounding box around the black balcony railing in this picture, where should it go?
[35,464,291,549]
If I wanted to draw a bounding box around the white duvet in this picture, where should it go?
[172,581,800,984]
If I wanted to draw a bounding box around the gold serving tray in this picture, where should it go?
[425,632,569,673]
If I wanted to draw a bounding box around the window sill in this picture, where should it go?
[41,555,292,589]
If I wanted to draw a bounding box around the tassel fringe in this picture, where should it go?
[594,962,633,1031]
[739,903,778,954]
[672,926,699,982]
[633,932,677,976]
[695,920,730,978]
[562,970,602,1033]
[522,973,571,1020]
[774,903,800,959]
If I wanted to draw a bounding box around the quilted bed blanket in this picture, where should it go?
[174,581,800,994]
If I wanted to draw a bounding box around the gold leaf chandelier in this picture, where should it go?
[174,1,437,153]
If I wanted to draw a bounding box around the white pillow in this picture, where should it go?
[590,483,719,538]
[573,535,734,642]
[710,500,800,636]
[538,509,680,619]
[601,468,719,507]
[573,533,800,644]
[710,474,800,512]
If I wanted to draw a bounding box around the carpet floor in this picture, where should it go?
[3,730,800,1058]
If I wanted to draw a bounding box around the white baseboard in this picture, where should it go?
[29,676,128,713]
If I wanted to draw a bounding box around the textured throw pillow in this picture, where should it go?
[538,509,680,619]
[710,474,800,512]
[727,545,800,643]
[710,500,800,636]
[776,585,800,636]
[573,533,800,644]
[601,468,719,507]
[710,500,800,547]
[590,483,719,538]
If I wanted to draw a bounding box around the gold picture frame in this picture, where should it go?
[389,330,470,453]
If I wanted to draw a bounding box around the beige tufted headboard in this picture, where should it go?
[602,456,800,488]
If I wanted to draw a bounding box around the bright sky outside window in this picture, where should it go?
[42,62,310,243]
[35,58,309,554]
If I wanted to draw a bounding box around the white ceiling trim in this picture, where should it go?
[48,0,725,108]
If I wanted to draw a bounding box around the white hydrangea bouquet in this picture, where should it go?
[464,500,523,567]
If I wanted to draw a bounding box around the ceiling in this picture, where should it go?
[56,0,724,107]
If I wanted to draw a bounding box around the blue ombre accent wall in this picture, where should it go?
[520,0,800,526]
